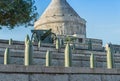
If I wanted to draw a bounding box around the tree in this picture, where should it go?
[0,0,38,29]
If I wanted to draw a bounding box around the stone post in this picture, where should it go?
[90,53,95,68]
[24,39,33,66]
[46,50,52,67]
[38,40,41,48]
[25,34,30,45]
[106,43,114,69]
[56,38,60,50]
[4,48,10,65]
[64,43,72,67]
[9,38,13,45]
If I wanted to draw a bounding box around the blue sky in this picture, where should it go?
[0,0,120,45]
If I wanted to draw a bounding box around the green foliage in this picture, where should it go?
[65,36,76,43]
[0,0,38,29]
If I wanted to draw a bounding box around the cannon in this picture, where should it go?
[31,29,56,43]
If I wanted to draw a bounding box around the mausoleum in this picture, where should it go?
[34,0,103,51]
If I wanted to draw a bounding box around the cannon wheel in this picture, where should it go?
[31,30,57,43]
[51,33,57,43]
[31,32,40,43]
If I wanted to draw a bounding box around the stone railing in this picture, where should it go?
[0,39,120,68]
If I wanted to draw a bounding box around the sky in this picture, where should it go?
[0,0,120,45]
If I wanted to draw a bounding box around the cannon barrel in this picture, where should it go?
[31,29,56,43]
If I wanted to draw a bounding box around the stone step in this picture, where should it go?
[0,38,104,50]
[0,49,120,68]
[0,45,120,58]
[0,49,106,57]
[0,39,104,51]
[0,49,120,62]
[0,39,120,68]
[0,43,106,55]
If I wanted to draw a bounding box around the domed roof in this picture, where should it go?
[34,0,86,28]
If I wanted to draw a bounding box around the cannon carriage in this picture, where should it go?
[31,29,56,43]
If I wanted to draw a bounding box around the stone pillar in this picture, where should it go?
[4,48,10,65]
[64,43,72,67]
[24,40,33,66]
[46,50,52,67]
[106,43,114,69]
[90,53,95,68]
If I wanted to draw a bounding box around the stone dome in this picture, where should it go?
[34,0,86,38]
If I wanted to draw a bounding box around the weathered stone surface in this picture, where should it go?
[10,57,24,65]
[82,61,90,67]
[71,74,101,81]
[0,74,119,81]
[0,65,119,74]
[0,73,120,81]
[33,58,45,65]
[31,74,68,81]
[0,57,3,64]
[115,63,120,68]
[102,75,120,81]
[0,73,28,81]
[0,65,119,81]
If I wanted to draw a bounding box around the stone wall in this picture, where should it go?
[112,44,120,53]
[0,65,120,81]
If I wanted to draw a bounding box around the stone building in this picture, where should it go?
[34,0,103,51]
[34,0,86,37]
